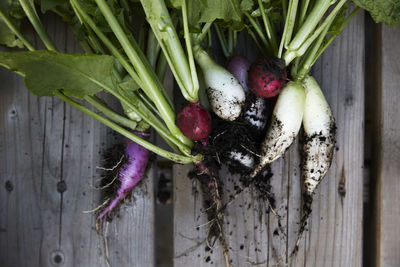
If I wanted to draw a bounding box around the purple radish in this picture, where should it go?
[98,131,150,220]
[226,55,251,92]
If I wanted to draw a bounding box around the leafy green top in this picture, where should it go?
[0,50,114,98]
[353,0,400,27]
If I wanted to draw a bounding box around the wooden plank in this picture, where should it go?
[290,11,364,267]
[173,12,364,267]
[374,24,400,267]
[0,14,154,267]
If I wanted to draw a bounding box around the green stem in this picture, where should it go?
[70,0,142,87]
[214,25,230,58]
[287,0,331,51]
[244,12,272,55]
[278,0,299,58]
[182,0,199,98]
[138,22,148,52]
[146,30,160,68]
[310,7,360,67]
[195,22,213,44]
[156,52,168,81]
[228,28,233,55]
[77,0,192,149]
[18,0,57,51]
[283,0,347,65]
[137,90,161,118]
[108,88,193,156]
[0,10,35,51]
[291,56,300,78]
[85,95,138,130]
[140,0,197,102]
[282,0,288,20]
[71,0,190,154]
[295,18,333,79]
[257,0,278,56]
[298,0,311,27]
[118,90,182,154]
[233,30,237,50]
[245,25,267,57]
[55,91,200,164]
[120,0,133,24]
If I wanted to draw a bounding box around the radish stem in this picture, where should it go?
[18,0,57,51]
[55,91,201,164]
[257,0,278,55]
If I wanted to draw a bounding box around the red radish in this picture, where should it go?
[248,58,286,98]
[176,102,212,141]
[98,132,150,220]
[226,55,251,92]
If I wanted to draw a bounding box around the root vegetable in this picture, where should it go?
[194,46,245,121]
[248,58,286,98]
[177,101,212,141]
[250,81,305,178]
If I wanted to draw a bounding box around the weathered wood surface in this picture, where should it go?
[370,24,400,267]
[0,16,154,267]
[173,12,364,267]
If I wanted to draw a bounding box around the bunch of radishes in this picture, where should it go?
[2,0,398,265]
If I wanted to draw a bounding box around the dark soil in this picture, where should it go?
[188,142,224,247]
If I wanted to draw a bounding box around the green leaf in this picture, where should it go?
[353,0,400,27]
[0,0,26,48]
[0,19,24,48]
[118,76,140,91]
[166,0,182,8]
[184,0,254,28]
[328,4,348,35]
[0,50,115,98]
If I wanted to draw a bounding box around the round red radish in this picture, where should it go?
[177,102,211,141]
[248,58,286,98]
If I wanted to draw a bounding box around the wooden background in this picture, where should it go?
[1,11,399,267]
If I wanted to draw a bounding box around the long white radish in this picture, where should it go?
[194,46,245,121]
[250,81,305,177]
[301,75,336,194]
[291,75,337,254]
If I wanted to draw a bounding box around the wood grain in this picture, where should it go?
[0,14,154,267]
[375,25,400,267]
[173,12,365,267]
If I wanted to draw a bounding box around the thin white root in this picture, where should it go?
[91,174,119,190]
[82,198,110,214]
[96,155,124,171]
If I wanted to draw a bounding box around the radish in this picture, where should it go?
[301,75,336,195]
[194,46,245,121]
[250,81,305,178]
[226,55,269,131]
[225,55,251,92]
[176,101,212,141]
[248,57,286,98]
[211,54,269,175]
[98,131,150,220]
[243,95,269,133]
[292,75,336,253]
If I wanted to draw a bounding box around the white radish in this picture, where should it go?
[194,46,245,121]
[244,97,268,130]
[301,75,336,194]
[250,81,305,177]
